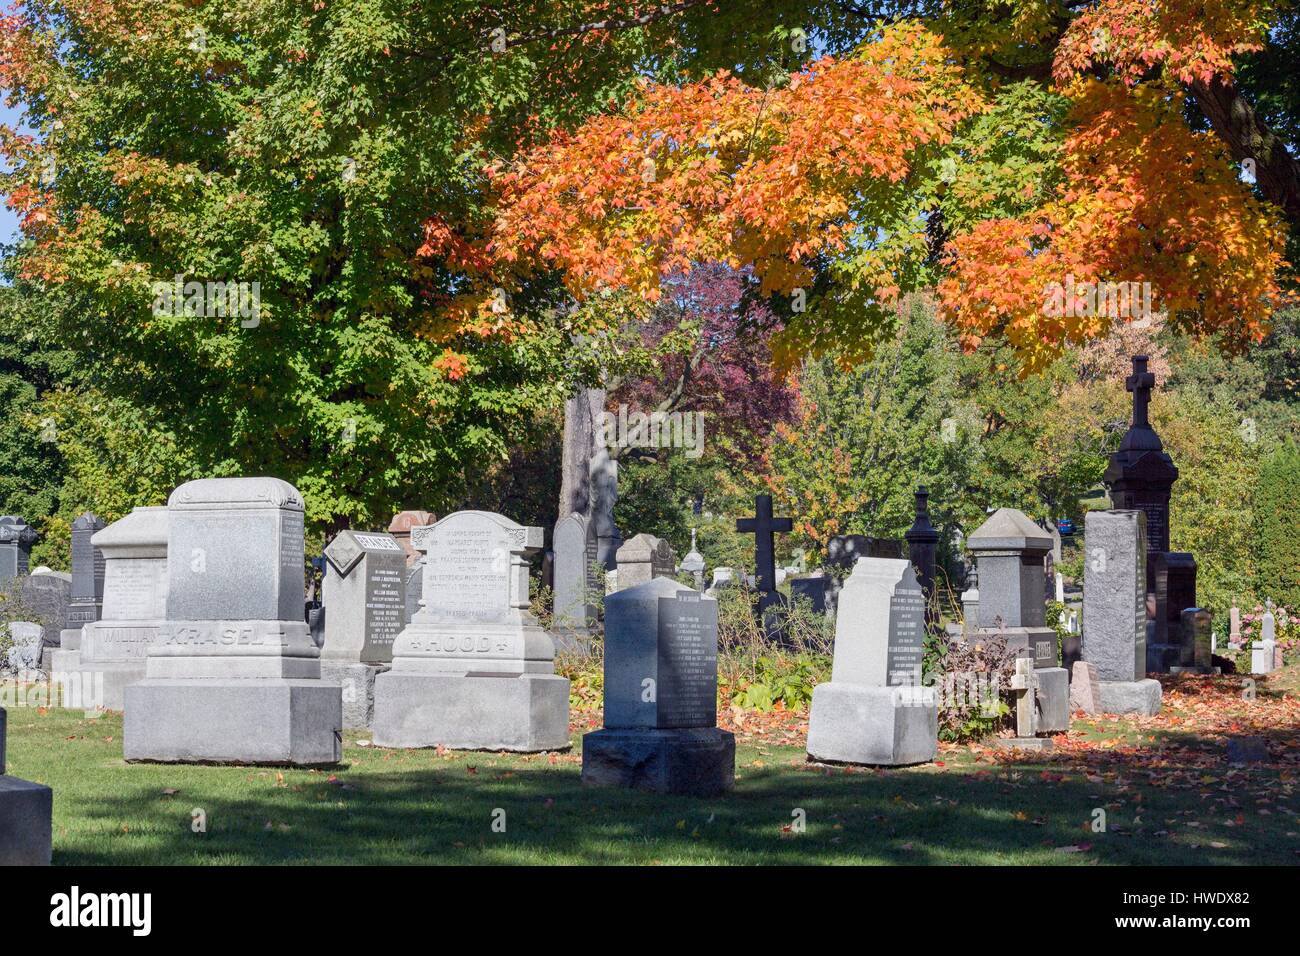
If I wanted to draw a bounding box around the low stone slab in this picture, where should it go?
[994,737,1054,753]
[1035,666,1070,733]
[1098,678,1162,716]
[806,684,938,766]
[372,672,570,752]
[582,727,735,797]
[124,679,342,765]
[320,661,388,729]
[0,775,52,865]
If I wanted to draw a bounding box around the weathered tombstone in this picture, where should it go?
[388,510,434,567]
[0,516,37,589]
[904,487,941,631]
[1081,510,1162,715]
[614,533,675,591]
[19,571,73,664]
[124,478,342,765]
[320,529,406,728]
[789,573,829,616]
[552,512,599,641]
[1251,602,1278,675]
[967,509,1057,666]
[372,510,569,751]
[582,578,732,795]
[1178,607,1214,673]
[54,507,168,711]
[679,528,705,590]
[5,622,43,671]
[0,706,53,865]
[63,512,106,648]
[1069,660,1101,714]
[735,494,793,619]
[806,558,938,765]
[705,566,735,595]
[995,658,1053,751]
[1229,605,1243,649]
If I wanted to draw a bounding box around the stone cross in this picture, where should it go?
[1010,657,1038,738]
[735,494,792,615]
[1126,355,1156,429]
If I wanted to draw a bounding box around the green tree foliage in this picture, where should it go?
[1254,442,1300,611]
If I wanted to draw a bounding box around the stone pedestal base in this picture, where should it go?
[806,683,938,766]
[0,775,52,865]
[1035,667,1070,733]
[1146,642,1182,673]
[994,737,1054,752]
[1251,645,1278,675]
[124,679,342,765]
[1098,678,1162,716]
[320,661,389,729]
[52,655,144,712]
[372,672,570,752]
[582,727,735,796]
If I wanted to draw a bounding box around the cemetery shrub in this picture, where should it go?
[714,584,833,713]
[925,633,1017,742]
[1254,442,1300,611]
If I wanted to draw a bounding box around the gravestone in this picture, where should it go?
[65,513,107,637]
[5,622,43,671]
[679,528,705,590]
[806,558,938,765]
[1102,356,1178,562]
[582,578,732,795]
[552,512,599,644]
[1251,603,1278,675]
[1081,510,1162,715]
[54,506,168,711]
[19,571,73,664]
[735,495,793,619]
[995,658,1053,751]
[826,534,905,568]
[1229,605,1243,649]
[614,533,675,591]
[321,529,407,728]
[1069,660,1101,714]
[372,510,569,751]
[389,510,434,567]
[789,574,829,615]
[0,706,53,865]
[960,566,979,637]
[0,516,37,589]
[966,509,1058,666]
[904,487,941,632]
[1149,551,1198,671]
[124,478,342,765]
[1175,607,1214,673]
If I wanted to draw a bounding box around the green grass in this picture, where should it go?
[5,704,1298,865]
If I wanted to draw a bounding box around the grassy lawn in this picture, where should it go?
[4,669,1299,865]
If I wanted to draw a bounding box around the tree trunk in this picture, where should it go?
[1189,75,1300,226]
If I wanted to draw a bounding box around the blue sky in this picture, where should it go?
[1,100,27,245]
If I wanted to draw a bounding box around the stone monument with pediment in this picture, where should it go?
[372,510,570,752]
[123,477,342,765]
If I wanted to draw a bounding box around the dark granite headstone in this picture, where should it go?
[1102,355,1179,570]
[789,574,829,615]
[826,534,905,569]
[19,572,73,647]
[1149,551,1197,671]
[67,512,107,627]
[904,487,940,632]
[655,591,719,728]
[0,516,37,590]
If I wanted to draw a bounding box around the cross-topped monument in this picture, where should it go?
[736,494,792,615]
[904,487,940,631]
[1125,354,1156,429]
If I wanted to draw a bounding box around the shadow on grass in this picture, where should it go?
[52,741,1300,865]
